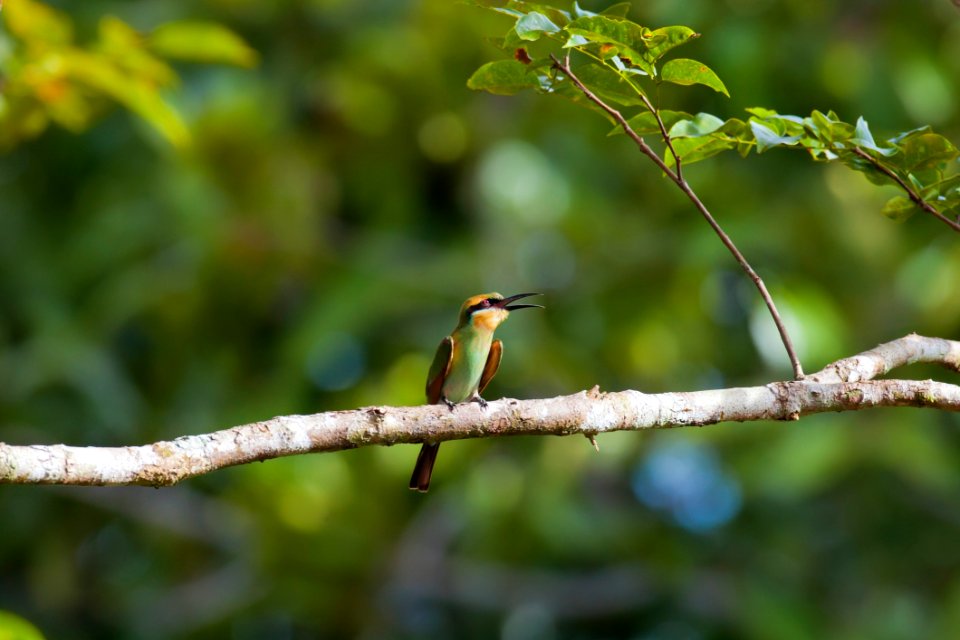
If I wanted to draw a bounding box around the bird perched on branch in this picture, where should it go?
[409,292,543,492]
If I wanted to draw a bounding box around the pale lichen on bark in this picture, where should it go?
[1,335,958,486]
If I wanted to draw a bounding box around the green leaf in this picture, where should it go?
[515,11,560,41]
[896,132,959,172]
[719,118,753,157]
[665,134,736,169]
[571,1,632,19]
[745,106,778,119]
[572,63,645,106]
[888,125,932,145]
[750,120,802,153]
[149,21,259,68]
[851,117,895,156]
[479,1,570,25]
[840,152,896,186]
[660,58,729,96]
[600,2,633,17]
[881,195,921,222]
[467,59,541,95]
[804,110,853,144]
[644,26,699,62]
[669,112,724,138]
[612,109,692,136]
[565,16,650,72]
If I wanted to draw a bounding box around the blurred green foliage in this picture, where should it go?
[0,0,255,148]
[1,0,959,638]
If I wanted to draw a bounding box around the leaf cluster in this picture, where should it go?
[0,0,257,149]
[466,1,959,225]
[467,2,726,101]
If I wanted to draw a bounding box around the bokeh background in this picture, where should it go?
[2,0,960,638]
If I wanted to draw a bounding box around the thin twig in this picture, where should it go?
[852,147,960,234]
[638,92,683,182]
[550,54,805,379]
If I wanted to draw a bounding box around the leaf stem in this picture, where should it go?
[550,53,805,380]
[852,147,960,234]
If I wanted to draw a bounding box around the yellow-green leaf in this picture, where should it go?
[149,21,259,68]
[63,50,190,148]
[3,0,73,45]
[881,195,921,222]
[0,610,47,640]
[661,58,729,96]
[467,60,541,95]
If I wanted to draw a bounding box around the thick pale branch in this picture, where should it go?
[810,333,960,383]
[1,335,957,487]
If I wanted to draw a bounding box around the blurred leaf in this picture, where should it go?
[97,15,140,51]
[98,17,177,86]
[881,195,921,222]
[467,59,541,94]
[63,51,190,147]
[660,58,729,96]
[149,21,258,68]
[0,611,46,640]
[2,0,72,45]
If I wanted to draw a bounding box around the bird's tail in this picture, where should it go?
[409,443,440,492]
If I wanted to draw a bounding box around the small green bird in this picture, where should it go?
[409,292,543,492]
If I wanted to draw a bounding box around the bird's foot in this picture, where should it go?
[443,397,456,411]
[471,394,489,409]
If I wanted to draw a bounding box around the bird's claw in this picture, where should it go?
[443,398,456,411]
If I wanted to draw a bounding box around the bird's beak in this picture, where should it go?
[497,292,544,311]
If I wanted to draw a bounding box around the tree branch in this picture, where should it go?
[1,335,957,487]
[852,147,960,234]
[549,54,805,380]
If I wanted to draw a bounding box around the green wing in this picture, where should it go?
[425,336,454,404]
[477,339,502,396]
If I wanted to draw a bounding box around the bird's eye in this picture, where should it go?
[481,299,492,307]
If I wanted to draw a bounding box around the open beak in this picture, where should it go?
[497,292,544,311]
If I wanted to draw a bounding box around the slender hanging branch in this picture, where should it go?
[549,54,805,379]
[1,334,957,487]
[852,147,960,234]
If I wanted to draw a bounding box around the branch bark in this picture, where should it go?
[852,147,960,234]
[1,335,958,487]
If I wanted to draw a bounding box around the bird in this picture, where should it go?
[409,292,543,492]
